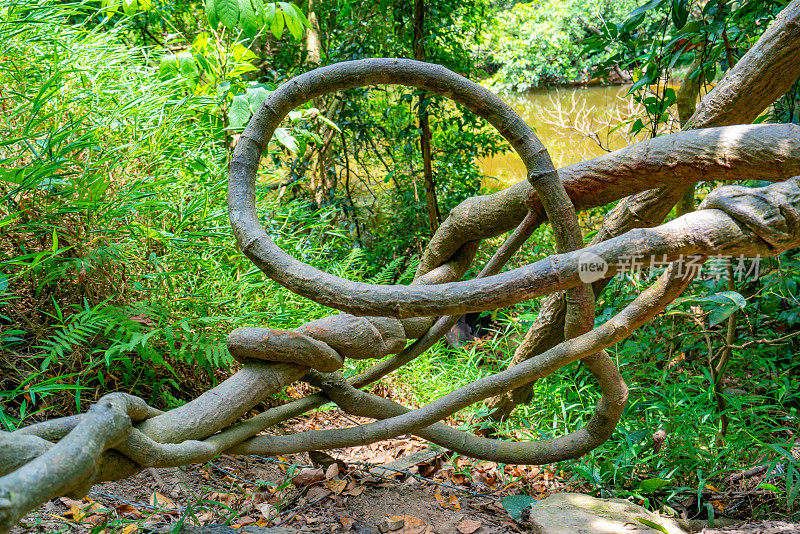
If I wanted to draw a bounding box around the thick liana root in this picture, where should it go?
[227,314,413,372]
[4,46,800,533]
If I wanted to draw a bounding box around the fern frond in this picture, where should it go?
[367,256,406,286]
[397,255,420,285]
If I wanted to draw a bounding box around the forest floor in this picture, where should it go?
[11,409,797,534]
[12,409,564,534]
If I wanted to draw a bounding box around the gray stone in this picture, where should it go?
[527,493,688,534]
[701,521,800,533]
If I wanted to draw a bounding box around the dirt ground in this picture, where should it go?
[11,410,542,534]
[10,409,797,534]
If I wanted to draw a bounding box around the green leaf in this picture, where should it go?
[672,0,689,29]
[228,94,251,129]
[205,0,219,27]
[677,20,702,36]
[238,0,260,37]
[0,168,27,185]
[279,2,304,40]
[696,291,747,326]
[101,0,119,13]
[215,0,240,29]
[758,483,782,494]
[253,0,267,27]
[626,0,666,21]
[270,8,285,38]
[622,0,664,32]
[284,2,310,27]
[232,43,258,62]
[122,0,137,15]
[627,74,653,95]
[317,114,341,132]
[667,42,689,71]
[638,478,670,493]
[246,86,271,112]
[177,52,198,89]
[264,1,276,27]
[703,291,746,309]
[274,128,299,152]
[637,518,669,534]
[501,495,536,520]
[708,305,737,326]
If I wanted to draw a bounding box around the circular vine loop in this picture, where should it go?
[229,58,589,321]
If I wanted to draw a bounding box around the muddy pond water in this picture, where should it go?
[479,85,639,189]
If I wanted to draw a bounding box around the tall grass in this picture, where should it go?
[0,1,380,427]
[2,0,799,522]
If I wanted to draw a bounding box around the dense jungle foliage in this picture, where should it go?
[1,0,800,523]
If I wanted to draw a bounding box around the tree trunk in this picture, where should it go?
[306,0,322,66]
[305,0,332,204]
[675,56,704,216]
[414,0,441,235]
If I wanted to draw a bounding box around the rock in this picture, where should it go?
[377,516,405,532]
[527,493,687,534]
[701,521,800,533]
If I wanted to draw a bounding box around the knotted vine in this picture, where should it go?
[2,58,800,533]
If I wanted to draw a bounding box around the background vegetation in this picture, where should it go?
[1,0,799,523]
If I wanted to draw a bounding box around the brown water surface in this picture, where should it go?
[480,85,641,189]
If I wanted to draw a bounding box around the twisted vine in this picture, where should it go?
[2,58,800,533]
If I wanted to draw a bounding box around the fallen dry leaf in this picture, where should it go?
[379,516,405,532]
[85,514,106,526]
[398,515,427,534]
[120,525,139,534]
[339,516,355,531]
[343,484,366,497]
[457,518,482,534]
[473,470,496,489]
[291,467,324,486]
[450,472,468,485]
[257,502,277,521]
[150,491,176,510]
[276,456,292,472]
[64,498,103,522]
[210,492,234,505]
[434,492,460,511]
[128,313,155,327]
[196,511,214,525]
[325,462,339,480]
[59,497,83,508]
[310,450,348,471]
[325,478,348,494]
[233,516,255,526]
[66,505,86,521]
[306,485,332,501]
[115,504,143,519]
